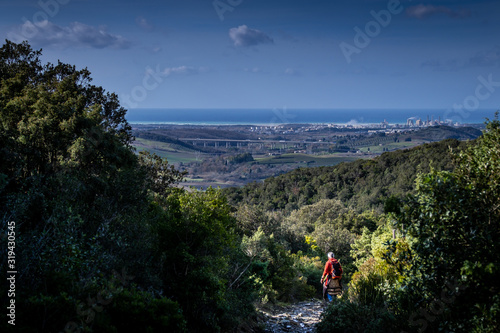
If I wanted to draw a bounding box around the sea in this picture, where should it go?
[125,108,496,126]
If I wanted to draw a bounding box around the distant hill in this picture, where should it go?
[409,125,482,141]
[223,138,470,213]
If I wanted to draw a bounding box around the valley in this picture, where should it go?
[131,123,484,189]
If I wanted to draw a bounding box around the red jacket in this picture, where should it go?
[322,258,342,285]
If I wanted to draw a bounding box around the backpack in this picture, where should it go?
[332,261,342,277]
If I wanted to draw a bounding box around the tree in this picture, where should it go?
[1,41,138,231]
[138,151,187,194]
[0,40,184,332]
[393,114,500,332]
[1,41,132,184]
[151,188,243,331]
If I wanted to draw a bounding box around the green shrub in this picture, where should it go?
[348,260,385,307]
[93,287,186,333]
[7,291,80,333]
[316,299,399,333]
[291,252,324,296]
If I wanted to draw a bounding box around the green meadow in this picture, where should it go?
[133,138,201,164]
[255,153,360,166]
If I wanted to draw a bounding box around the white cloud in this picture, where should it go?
[151,46,162,53]
[284,68,301,76]
[244,67,262,73]
[468,46,500,67]
[346,119,361,126]
[229,25,273,47]
[136,16,154,32]
[406,4,471,20]
[421,59,460,71]
[161,66,209,77]
[8,20,131,49]
[421,46,500,71]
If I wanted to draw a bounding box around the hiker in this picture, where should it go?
[320,252,343,301]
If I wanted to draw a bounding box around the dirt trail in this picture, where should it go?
[259,299,326,333]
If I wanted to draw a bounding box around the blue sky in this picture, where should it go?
[1,0,499,115]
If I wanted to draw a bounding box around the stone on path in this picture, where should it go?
[259,299,326,333]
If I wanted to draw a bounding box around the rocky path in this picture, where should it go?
[259,299,326,333]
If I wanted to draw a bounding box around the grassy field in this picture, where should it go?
[181,179,239,190]
[255,153,361,166]
[183,177,206,182]
[132,138,202,164]
[356,140,422,153]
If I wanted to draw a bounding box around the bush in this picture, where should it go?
[390,116,500,332]
[291,252,324,297]
[316,299,399,333]
[93,287,186,333]
[348,258,386,307]
[6,290,80,333]
[152,188,258,331]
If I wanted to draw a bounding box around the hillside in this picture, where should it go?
[224,138,468,213]
[409,125,482,141]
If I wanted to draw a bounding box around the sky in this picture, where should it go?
[1,0,499,117]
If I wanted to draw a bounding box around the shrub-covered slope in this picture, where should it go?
[224,138,468,213]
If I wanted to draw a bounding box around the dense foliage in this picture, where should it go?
[224,138,465,213]
[390,116,500,332]
[316,115,499,332]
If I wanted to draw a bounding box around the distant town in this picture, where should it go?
[245,115,477,136]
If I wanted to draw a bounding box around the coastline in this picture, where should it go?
[125,108,496,126]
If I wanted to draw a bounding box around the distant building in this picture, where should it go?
[406,118,414,127]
